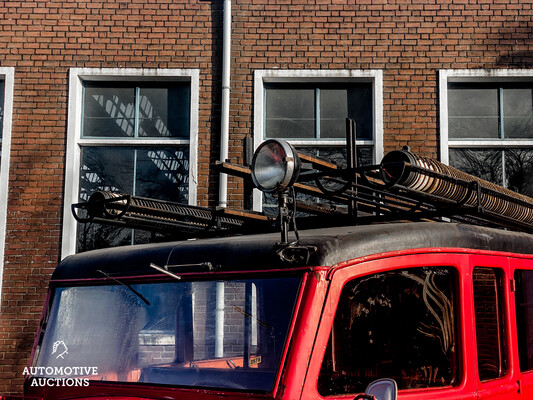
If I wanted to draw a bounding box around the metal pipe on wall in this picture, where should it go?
[215,281,225,358]
[218,0,231,208]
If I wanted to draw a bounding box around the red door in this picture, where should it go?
[300,251,478,400]
[509,257,533,398]
[468,255,520,399]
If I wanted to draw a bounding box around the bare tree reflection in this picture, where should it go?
[505,149,533,196]
[77,147,189,252]
[449,148,533,197]
[449,149,503,185]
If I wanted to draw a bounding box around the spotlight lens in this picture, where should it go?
[251,140,300,193]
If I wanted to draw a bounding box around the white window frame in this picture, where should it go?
[0,67,14,304]
[439,69,533,164]
[62,68,199,258]
[253,69,383,211]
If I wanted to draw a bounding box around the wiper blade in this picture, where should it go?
[97,270,150,306]
[149,263,182,281]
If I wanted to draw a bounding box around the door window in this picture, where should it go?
[514,269,533,371]
[318,266,458,395]
[472,267,507,381]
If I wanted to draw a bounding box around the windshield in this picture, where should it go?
[33,277,301,391]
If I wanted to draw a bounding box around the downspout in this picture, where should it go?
[215,281,225,357]
[218,0,231,208]
[215,0,232,358]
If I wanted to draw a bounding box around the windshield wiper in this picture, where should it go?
[97,270,150,306]
[149,263,182,280]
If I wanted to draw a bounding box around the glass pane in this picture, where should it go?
[135,146,189,203]
[77,222,133,253]
[78,147,135,252]
[0,80,4,141]
[265,88,315,139]
[34,277,301,391]
[473,267,507,381]
[320,89,348,139]
[318,267,458,395]
[449,148,503,186]
[448,88,499,139]
[83,86,136,137]
[503,88,533,139]
[514,270,533,372]
[0,80,4,167]
[261,146,373,216]
[79,147,135,201]
[77,146,190,252]
[139,86,190,138]
[297,146,348,168]
[504,148,533,197]
[320,86,372,140]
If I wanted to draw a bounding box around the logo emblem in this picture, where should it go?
[52,341,68,359]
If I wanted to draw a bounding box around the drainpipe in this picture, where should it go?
[218,0,231,208]
[214,0,232,358]
[215,281,225,358]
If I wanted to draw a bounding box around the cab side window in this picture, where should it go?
[318,267,458,395]
[473,267,507,380]
[514,269,533,371]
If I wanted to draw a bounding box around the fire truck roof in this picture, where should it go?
[53,221,533,281]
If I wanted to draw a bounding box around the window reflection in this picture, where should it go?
[82,83,190,138]
[448,88,499,139]
[450,148,533,197]
[77,146,189,252]
[318,267,458,395]
[34,278,301,391]
[503,88,533,139]
[447,83,533,199]
[78,81,191,252]
[264,83,372,140]
[0,80,4,165]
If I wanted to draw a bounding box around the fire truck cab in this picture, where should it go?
[15,139,533,400]
[20,221,533,400]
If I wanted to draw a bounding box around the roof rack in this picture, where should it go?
[72,191,277,239]
[72,120,533,238]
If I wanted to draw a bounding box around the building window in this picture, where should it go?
[63,69,199,257]
[254,70,383,211]
[264,82,374,165]
[440,70,533,197]
[0,67,14,304]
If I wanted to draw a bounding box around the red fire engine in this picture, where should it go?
[6,131,533,400]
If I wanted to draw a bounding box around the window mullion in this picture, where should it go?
[132,147,138,196]
[315,87,320,139]
[80,84,86,138]
[499,87,504,139]
[135,86,140,138]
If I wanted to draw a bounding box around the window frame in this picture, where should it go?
[0,67,14,305]
[439,69,533,165]
[253,69,383,211]
[62,68,199,259]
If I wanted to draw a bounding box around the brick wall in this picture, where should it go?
[1,0,533,394]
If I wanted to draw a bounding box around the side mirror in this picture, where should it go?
[354,379,398,400]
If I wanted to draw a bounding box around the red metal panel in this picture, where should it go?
[301,251,478,400]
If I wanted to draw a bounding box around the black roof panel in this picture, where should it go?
[53,222,533,281]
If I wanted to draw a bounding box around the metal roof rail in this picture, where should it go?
[72,119,533,238]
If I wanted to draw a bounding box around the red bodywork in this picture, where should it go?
[19,247,533,400]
